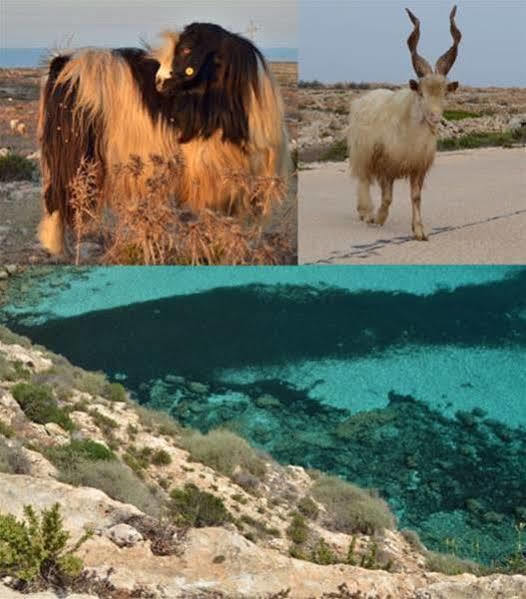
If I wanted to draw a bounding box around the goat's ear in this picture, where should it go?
[447,81,459,93]
[409,79,420,92]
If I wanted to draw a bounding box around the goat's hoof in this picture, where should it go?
[414,232,428,241]
[375,214,387,226]
[359,213,375,224]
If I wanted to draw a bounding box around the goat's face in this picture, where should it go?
[156,23,227,94]
[405,6,461,130]
[409,75,458,129]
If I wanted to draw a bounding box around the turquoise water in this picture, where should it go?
[2,265,525,564]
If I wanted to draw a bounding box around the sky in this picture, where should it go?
[1,0,297,49]
[300,0,526,86]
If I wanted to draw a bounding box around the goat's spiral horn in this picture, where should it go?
[406,8,433,78]
[435,5,462,76]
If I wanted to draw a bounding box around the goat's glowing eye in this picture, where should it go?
[182,47,191,55]
[185,67,194,76]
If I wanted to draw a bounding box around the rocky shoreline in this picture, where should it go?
[0,320,525,597]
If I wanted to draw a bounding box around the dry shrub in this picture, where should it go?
[69,154,291,265]
[0,437,31,474]
[182,428,267,481]
[58,458,163,518]
[312,474,396,535]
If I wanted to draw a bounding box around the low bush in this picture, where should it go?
[0,153,36,182]
[88,409,118,437]
[104,382,127,403]
[425,550,481,575]
[311,538,338,565]
[0,357,31,382]
[58,459,163,518]
[45,440,115,470]
[12,383,74,432]
[0,503,91,586]
[311,475,395,535]
[151,449,172,466]
[32,362,108,401]
[297,496,319,520]
[168,484,231,527]
[182,428,267,480]
[135,405,181,437]
[0,419,14,439]
[0,438,31,474]
[0,326,31,348]
[287,512,309,544]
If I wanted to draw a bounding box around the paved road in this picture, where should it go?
[299,147,526,264]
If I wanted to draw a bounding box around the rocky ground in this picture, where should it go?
[298,83,526,160]
[0,305,525,597]
[0,64,298,265]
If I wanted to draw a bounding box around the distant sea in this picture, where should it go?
[0,47,298,68]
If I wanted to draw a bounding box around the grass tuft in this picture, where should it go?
[0,153,37,182]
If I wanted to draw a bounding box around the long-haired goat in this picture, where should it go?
[348,6,462,240]
[38,23,289,255]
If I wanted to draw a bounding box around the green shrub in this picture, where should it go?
[182,429,267,480]
[311,475,395,535]
[0,326,31,348]
[287,512,309,544]
[45,440,114,470]
[0,153,36,182]
[168,484,231,528]
[33,362,109,401]
[58,459,162,518]
[0,420,14,439]
[311,538,337,565]
[0,357,31,382]
[12,383,74,432]
[0,438,31,474]
[151,449,172,466]
[122,451,145,478]
[297,496,319,520]
[104,382,127,403]
[0,503,91,584]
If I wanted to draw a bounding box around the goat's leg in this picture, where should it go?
[410,174,428,241]
[357,178,374,223]
[375,179,394,225]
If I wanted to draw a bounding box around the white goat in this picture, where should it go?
[9,119,19,132]
[348,6,462,240]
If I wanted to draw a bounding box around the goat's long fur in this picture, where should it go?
[349,88,436,183]
[348,6,461,241]
[38,25,289,256]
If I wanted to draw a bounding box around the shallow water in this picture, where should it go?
[2,265,525,563]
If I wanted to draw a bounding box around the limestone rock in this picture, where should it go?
[0,585,96,598]
[106,523,144,547]
[414,573,526,599]
[0,341,52,372]
[0,474,143,536]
